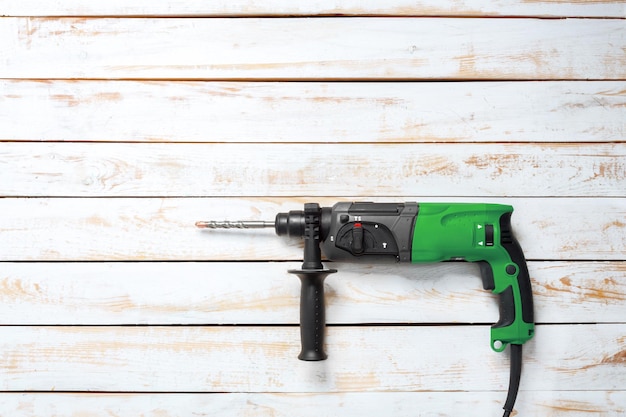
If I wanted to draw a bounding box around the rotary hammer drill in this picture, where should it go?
[196,202,535,417]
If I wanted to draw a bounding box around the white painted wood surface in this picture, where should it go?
[2,18,626,80]
[1,2,625,416]
[0,261,624,324]
[0,324,624,392]
[1,143,624,197]
[0,392,624,417]
[2,81,625,143]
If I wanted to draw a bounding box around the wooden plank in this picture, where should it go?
[0,324,623,392]
[2,18,625,80]
[1,143,624,197]
[1,391,624,417]
[1,0,624,18]
[2,80,624,143]
[0,261,623,325]
[0,197,624,261]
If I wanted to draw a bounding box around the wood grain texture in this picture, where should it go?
[2,17,625,80]
[2,80,624,143]
[0,261,623,325]
[1,3,624,414]
[0,324,624,392]
[1,392,624,417]
[0,197,624,261]
[1,143,624,197]
[0,324,626,392]
[1,0,625,17]
[0,391,626,417]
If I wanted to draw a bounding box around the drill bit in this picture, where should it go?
[195,220,275,229]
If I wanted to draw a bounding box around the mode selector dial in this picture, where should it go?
[351,223,364,254]
[335,221,399,257]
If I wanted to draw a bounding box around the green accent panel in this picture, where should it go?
[411,203,534,351]
[411,203,509,263]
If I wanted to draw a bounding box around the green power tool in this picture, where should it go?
[196,202,535,417]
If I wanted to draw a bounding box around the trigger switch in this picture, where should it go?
[351,223,364,254]
[478,261,495,290]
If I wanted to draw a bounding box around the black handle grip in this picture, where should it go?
[494,285,516,329]
[499,213,534,326]
[478,261,525,329]
[478,212,535,351]
[298,272,327,361]
[289,268,337,361]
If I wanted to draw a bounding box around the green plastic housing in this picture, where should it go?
[411,203,535,351]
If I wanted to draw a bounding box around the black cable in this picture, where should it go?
[502,343,523,417]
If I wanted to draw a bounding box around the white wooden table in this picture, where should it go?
[1,2,625,416]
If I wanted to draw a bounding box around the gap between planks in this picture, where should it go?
[1,0,626,18]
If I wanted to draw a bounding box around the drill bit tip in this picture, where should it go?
[195,220,274,229]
